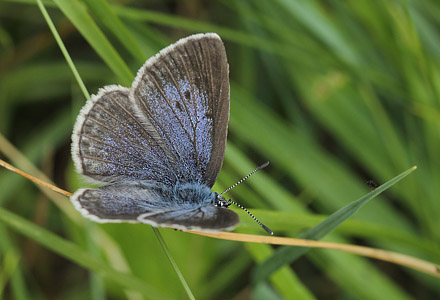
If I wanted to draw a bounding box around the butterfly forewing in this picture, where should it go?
[72,34,229,187]
[131,33,229,187]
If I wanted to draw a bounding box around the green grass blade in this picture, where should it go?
[253,166,417,283]
[113,5,291,59]
[152,228,195,300]
[86,224,106,300]
[82,0,146,64]
[275,0,359,65]
[0,226,27,300]
[0,207,171,300]
[198,251,251,299]
[52,0,133,85]
[246,242,316,300]
[237,209,439,261]
[0,249,20,297]
[36,0,90,99]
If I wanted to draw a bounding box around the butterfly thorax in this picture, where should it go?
[171,182,216,206]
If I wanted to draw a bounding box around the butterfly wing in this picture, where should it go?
[131,33,229,187]
[71,181,239,231]
[137,207,238,232]
[72,33,229,186]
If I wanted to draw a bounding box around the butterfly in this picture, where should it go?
[71,33,272,234]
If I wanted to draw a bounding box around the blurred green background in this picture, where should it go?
[1,0,439,299]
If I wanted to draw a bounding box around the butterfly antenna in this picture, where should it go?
[220,161,269,196]
[219,162,272,235]
[228,200,273,235]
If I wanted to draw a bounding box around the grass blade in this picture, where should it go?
[153,228,195,300]
[36,0,89,99]
[82,0,146,63]
[52,0,133,85]
[252,166,417,283]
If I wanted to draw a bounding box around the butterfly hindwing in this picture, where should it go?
[71,181,239,231]
[138,207,238,232]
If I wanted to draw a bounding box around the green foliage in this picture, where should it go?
[0,0,439,299]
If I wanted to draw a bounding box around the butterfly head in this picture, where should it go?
[214,193,231,208]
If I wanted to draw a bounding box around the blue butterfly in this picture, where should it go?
[71,33,272,234]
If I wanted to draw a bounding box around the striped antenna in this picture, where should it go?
[220,161,269,196]
[228,200,273,235]
[219,161,272,235]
